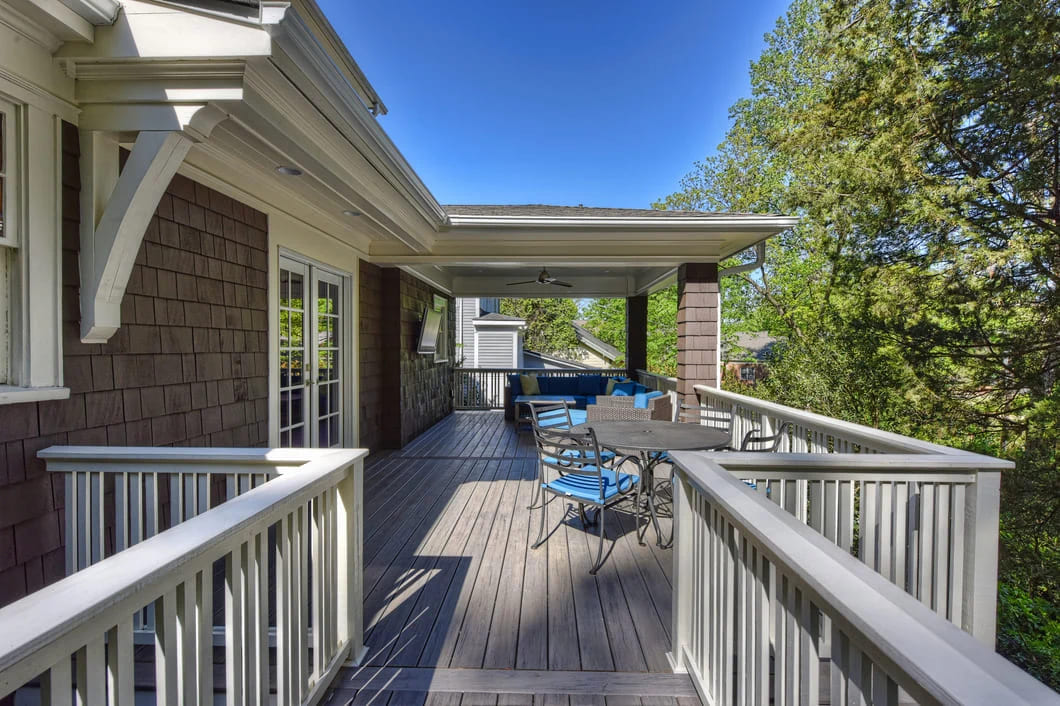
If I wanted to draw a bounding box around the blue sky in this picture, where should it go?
[318,0,791,209]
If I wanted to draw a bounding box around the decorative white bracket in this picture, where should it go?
[79,105,227,342]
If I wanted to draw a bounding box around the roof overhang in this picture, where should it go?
[40,0,799,300]
[375,213,798,298]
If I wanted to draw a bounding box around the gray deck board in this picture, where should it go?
[327,411,692,705]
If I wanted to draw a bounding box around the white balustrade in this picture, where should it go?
[453,367,628,409]
[688,385,1006,646]
[0,448,367,705]
[668,452,1057,706]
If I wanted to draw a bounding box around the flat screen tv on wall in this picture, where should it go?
[417,306,443,355]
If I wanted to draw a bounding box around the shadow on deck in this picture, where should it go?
[324,411,697,705]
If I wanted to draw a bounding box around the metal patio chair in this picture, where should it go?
[738,420,792,452]
[673,402,735,447]
[530,422,641,574]
[526,400,613,510]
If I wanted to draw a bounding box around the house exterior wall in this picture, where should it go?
[475,329,516,367]
[398,272,455,446]
[358,260,386,451]
[0,123,269,608]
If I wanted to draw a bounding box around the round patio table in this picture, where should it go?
[569,420,730,547]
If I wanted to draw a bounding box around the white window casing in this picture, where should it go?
[0,91,68,404]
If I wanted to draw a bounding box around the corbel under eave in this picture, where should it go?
[79,104,227,343]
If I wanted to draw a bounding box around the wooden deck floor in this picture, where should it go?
[323,411,697,706]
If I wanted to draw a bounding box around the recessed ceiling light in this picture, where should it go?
[275,166,302,176]
[343,209,362,217]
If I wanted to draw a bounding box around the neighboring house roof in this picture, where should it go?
[571,320,621,362]
[473,312,525,323]
[522,350,594,370]
[723,332,778,362]
[444,204,770,219]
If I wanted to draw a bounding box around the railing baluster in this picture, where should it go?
[179,580,197,705]
[312,495,324,678]
[297,505,310,699]
[41,653,71,706]
[225,545,246,706]
[919,482,936,609]
[275,514,291,705]
[196,569,213,704]
[107,618,134,706]
[156,589,179,706]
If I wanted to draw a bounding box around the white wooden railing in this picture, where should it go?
[0,448,367,705]
[635,368,678,394]
[696,385,970,455]
[693,385,1006,646]
[41,447,328,575]
[453,367,627,409]
[668,452,1057,706]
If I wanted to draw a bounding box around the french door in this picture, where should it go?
[278,255,345,448]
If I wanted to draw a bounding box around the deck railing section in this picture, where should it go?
[1,448,367,705]
[696,385,969,455]
[690,386,1007,645]
[668,451,1055,706]
[453,367,627,409]
[40,447,332,575]
[635,369,678,394]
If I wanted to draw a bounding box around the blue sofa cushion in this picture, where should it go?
[612,382,637,396]
[577,374,604,396]
[508,374,522,396]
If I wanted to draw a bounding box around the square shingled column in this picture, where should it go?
[677,262,719,403]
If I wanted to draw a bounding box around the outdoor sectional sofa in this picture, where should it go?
[504,373,669,425]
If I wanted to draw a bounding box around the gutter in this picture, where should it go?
[61,0,120,24]
[719,241,766,277]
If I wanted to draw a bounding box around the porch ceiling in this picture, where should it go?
[378,205,798,297]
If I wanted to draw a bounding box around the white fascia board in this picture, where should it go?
[444,214,799,230]
[396,265,453,296]
[289,0,387,116]
[266,8,447,229]
[55,2,274,62]
[1,0,95,45]
[472,320,526,329]
[232,66,435,252]
[60,0,120,25]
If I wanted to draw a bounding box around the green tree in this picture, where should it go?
[657,0,1060,686]
[500,298,580,358]
[582,288,681,376]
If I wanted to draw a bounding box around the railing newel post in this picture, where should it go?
[963,469,1000,647]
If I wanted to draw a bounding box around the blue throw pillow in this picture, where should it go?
[577,375,603,396]
[537,376,554,394]
[508,374,522,396]
[612,382,637,396]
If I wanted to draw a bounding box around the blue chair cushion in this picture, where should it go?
[632,389,666,409]
[612,382,637,396]
[543,448,617,465]
[508,374,522,396]
[544,467,638,503]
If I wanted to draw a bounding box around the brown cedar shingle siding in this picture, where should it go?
[0,122,269,608]
[677,262,720,402]
[358,265,454,450]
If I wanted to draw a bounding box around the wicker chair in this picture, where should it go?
[586,394,672,422]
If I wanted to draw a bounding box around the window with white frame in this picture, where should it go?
[0,97,16,385]
[0,89,66,402]
[740,365,756,382]
[433,295,450,364]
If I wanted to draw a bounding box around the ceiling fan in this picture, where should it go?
[507,267,573,288]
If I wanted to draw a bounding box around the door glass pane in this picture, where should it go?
[279,260,344,449]
[279,262,308,448]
